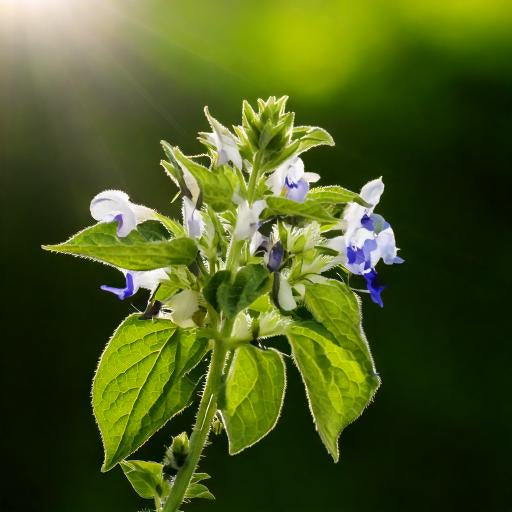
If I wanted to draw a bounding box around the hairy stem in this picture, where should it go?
[163,340,228,512]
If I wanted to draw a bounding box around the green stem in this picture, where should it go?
[163,340,228,512]
[247,151,263,203]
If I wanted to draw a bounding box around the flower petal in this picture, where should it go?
[360,177,384,209]
[286,178,309,202]
[182,196,204,238]
[277,275,297,311]
[376,227,404,265]
[100,272,138,300]
[167,290,200,327]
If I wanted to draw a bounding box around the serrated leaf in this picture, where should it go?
[308,186,370,207]
[264,196,337,224]
[286,321,379,462]
[202,270,231,311]
[120,460,169,499]
[220,345,286,454]
[304,280,376,373]
[43,221,197,271]
[162,147,235,211]
[217,264,270,318]
[93,315,209,471]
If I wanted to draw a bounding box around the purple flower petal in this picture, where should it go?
[100,272,136,300]
[363,269,385,307]
[286,178,309,202]
[114,213,125,237]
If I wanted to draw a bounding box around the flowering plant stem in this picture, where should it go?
[164,339,229,512]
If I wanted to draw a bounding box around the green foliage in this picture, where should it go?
[185,473,215,501]
[216,265,271,318]
[287,321,380,461]
[308,185,370,206]
[43,221,197,271]
[121,460,170,499]
[304,280,377,373]
[202,270,231,311]
[264,196,337,224]
[220,345,286,454]
[161,144,236,211]
[93,315,208,471]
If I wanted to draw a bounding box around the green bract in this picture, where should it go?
[43,96,402,512]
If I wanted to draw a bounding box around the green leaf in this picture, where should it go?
[43,221,197,271]
[93,315,208,471]
[154,213,187,237]
[286,321,380,462]
[293,125,335,153]
[264,196,337,224]
[217,264,271,318]
[220,345,286,454]
[162,146,236,211]
[304,280,376,373]
[202,270,231,311]
[186,483,215,501]
[308,186,370,207]
[120,460,169,499]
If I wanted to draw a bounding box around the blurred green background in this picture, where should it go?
[1,0,511,510]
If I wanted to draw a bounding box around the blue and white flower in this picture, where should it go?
[266,157,320,202]
[182,196,204,238]
[233,199,267,240]
[327,178,403,307]
[90,190,155,238]
[205,107,243,169]
[101,268,168,300]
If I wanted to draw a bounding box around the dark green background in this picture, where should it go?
[1,1,511,511]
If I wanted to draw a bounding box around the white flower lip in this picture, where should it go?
[266,157,320,202]
[234,199,267,240]
[90,190,155,237]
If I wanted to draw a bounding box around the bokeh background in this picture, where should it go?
[1,1,511,511]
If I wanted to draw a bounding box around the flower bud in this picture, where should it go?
[163,432,189,471]
[267,241,284,272]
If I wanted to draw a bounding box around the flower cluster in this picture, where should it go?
[87,100,402,317]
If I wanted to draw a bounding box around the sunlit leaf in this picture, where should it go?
[43,221,197,270]
[93,315,208,471]
[264,196,337,224]
[220,345,286,454]
[286,320,379,462]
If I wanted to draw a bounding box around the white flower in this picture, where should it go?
[101,268,168,300]
[249,231,266,255]
[205,107,242,169]
[90,190,155,237]
[232,313,253,342]
[234,200,267,240]
[166,289,200,328]
[266,157,320,202]
[277,273,297,311]
[343,177,384,239]
[182,196,204,238]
